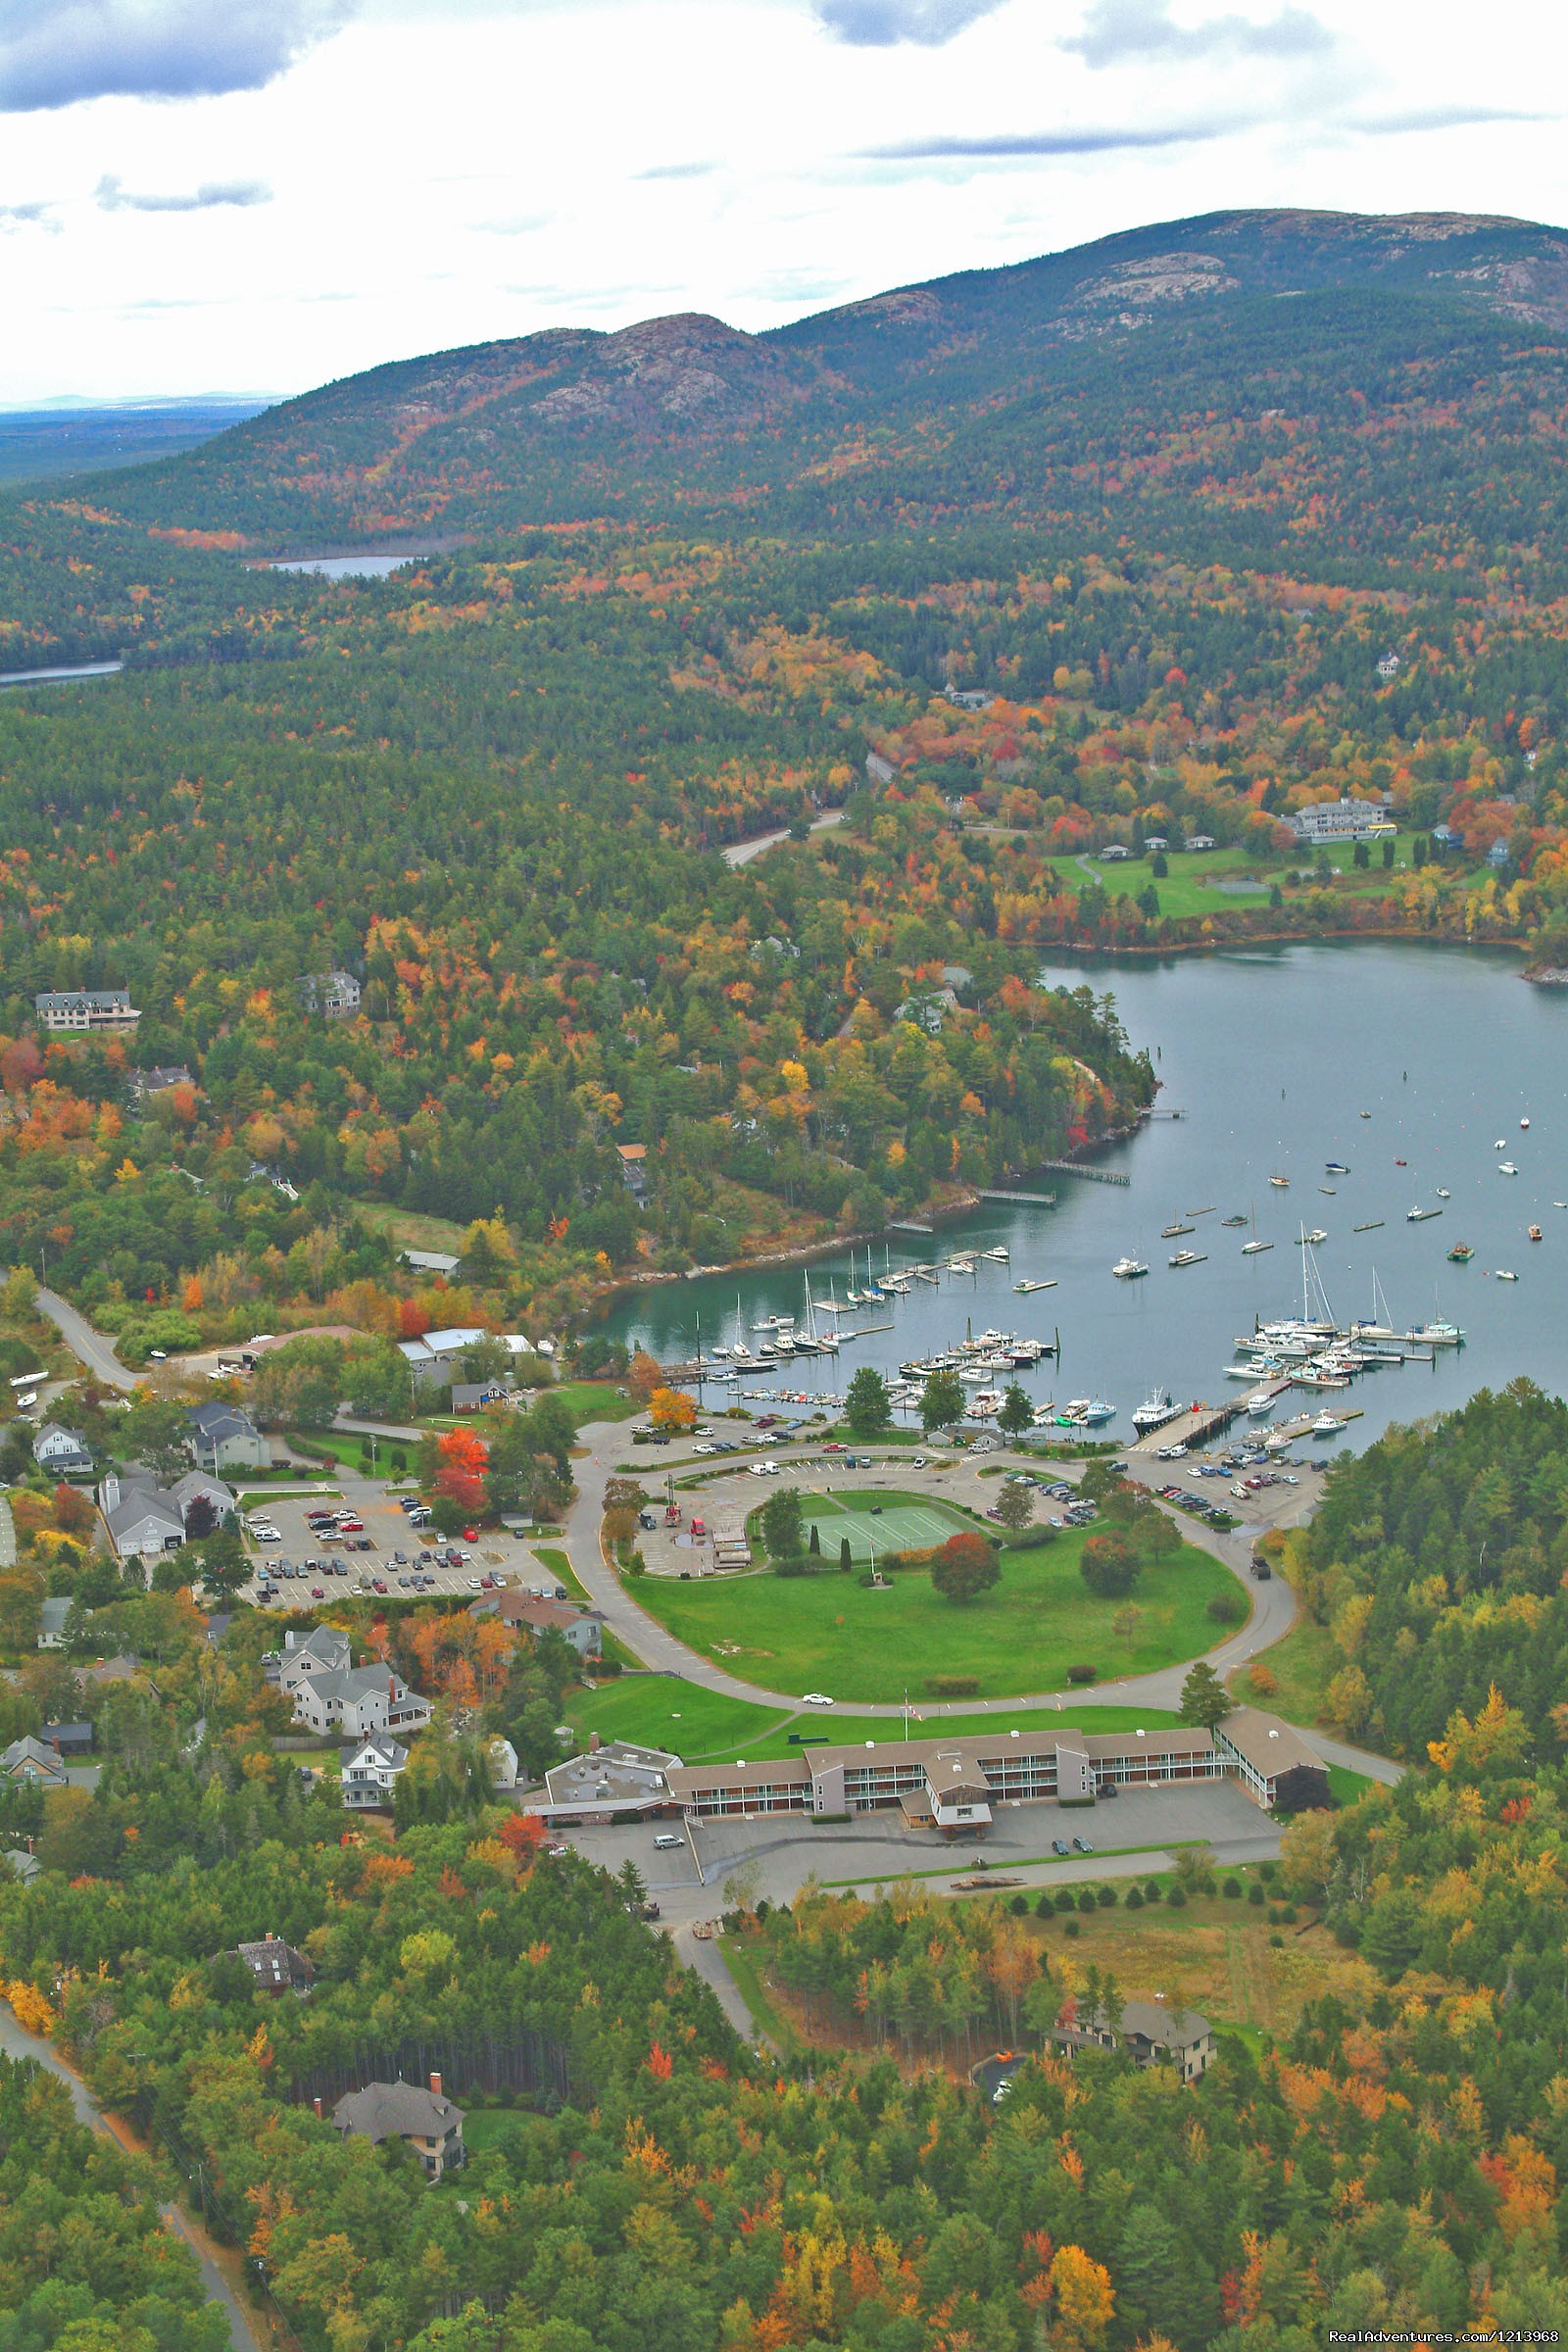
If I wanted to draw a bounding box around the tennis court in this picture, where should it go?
[803,1495,967,1563]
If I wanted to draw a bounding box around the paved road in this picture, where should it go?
[37,1287,136,1391]
[0,2000,260,2352]
[720,810,845,868]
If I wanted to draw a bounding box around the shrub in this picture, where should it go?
[1035,1891,1056,1917]
[1143,1880,1161,1903]
[1248,1883,1266,1907]
[1206,1588,1248,1625]
[1062,1918,1080,1938]
[1259,1859,1277,1882]
[1222,1878,1242,1899]
[1076,1887,1097,1914]
[924,1674,981,1697]
[1281,1902,1298,1924]
[1124,1886,1144,1910]
[1166,1886,1187,1909]
[1269,1932,1285,1947]
[1008,1893,1029,1917]
[1065,1664,1098,1685]
[1096,1884,1116,1908]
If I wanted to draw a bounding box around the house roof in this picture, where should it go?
[1,1737,66,1775]
[35,1422,89,1455]
[343,1733,409,1768]
[400,1249,461,1274]
[333,2081,465,2143]
[188,1401,261,1442]
[615,1144,647,1163]
[39,1597,73,1638]
[235,1936,315,1987]
[171,1470,235,1513]
[482,1592,601,1635]
[1215,1706,1324,1781]
[299,1664,416,1709]
[1112,1999,1210,2049]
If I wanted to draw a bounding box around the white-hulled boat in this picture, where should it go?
[1111,1255,1149,1279]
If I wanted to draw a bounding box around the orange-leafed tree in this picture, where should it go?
[435,1428,488,1513]
[628,1348,664,1405]
[649,1386,697,1433]
[182,1274,204,1314]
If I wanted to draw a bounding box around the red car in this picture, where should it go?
[464,1527,478,1542]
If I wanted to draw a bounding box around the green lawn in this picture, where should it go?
[1326,1764,1378,1807]
[1232,1616,1338,1728]
[565,1678,797,1759]
[630,1521,1234,1702]
[1080,837,1474,926]
[552,1381,638,1429]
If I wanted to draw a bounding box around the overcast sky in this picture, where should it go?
[0,0,1561,404]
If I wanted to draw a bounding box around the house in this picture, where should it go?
[1052,1996,1214,2083]
[1287,798,1396,845]
[397,1326,486,1393]
[486,1736,519,1790]
[330,2075,465,2180]
[2,1849,41,1886]
[1376,651,1401,680]
[451,1381,510,1413]
[34,1423,93,1480]
[944,682,994,711]
[1100,844,1130,861]
[1488,839,1511,869]
[188,1400,270,1474]
[37,1597,73,1649]
[1186,834,1216,852]
[1431,823,1461,851]
[171,1469,237,1528]
[275,1626,353,1693]
[0,1737,68,1787]
[341,1732,410,1808]
[40,1721,92,1756]
[297,970,362,1019]
[894,986,959,1035]
[34,988,140,1035]
[228,1934,316,1994]
[399,1248,461,1278]
[471,1589,604,1658]
[614,1143,649,1202]
[1141,835,1168,853]
[290,1663,431,1741]
[202,1612,233,1647]
[98,1470,185,1566]
[128,1064,195,1105]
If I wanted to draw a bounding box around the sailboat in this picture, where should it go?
[1242,1203,1272,1254]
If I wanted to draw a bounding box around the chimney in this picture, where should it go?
[388,1675,396,1701]
[313,2095,323,2119]
[429,2071,442,2100]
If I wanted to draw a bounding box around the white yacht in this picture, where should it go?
[1131,1386,1181,1434]
[1111,1255,1149,1279]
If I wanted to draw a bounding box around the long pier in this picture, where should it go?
[979,1189,1059,1208]
[1033,1161,1130,1187]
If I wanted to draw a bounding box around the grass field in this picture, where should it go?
[1232,1616,1339,1728]
[352,1201,469,1254]
[1079,837,1480,926]
[630,1516,1234,1702]
[564,1672,1188,1763]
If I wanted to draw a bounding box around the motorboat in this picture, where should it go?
[1247,1395,1275,1420]
[1498,1162,1518,1176]
[1436,1188,1450,1199]
[1161,1221,1195,1238]
[1529,1225,1543,1242]
[1268,1174,1290,1189]
[1310,1411,1346,1438]
[1014,1277,1057,1293]
[1111,1255,1149,1279]
[1221,1213,1249,1228]
[1406,1205,1443,1221]
[980,1246,1010,1263]
[1131,1386,1181,1434]
[1495,1269,1519,1281]
[1242,1237,1274,1254]
[1405,1318,1463,1347]
[1325,1160,1350,1174]
[1295,1227,1328,1245]
[1077,1397,1116,1425]
[1447,1243,1474,1263]
[1168,1249,1207,1267]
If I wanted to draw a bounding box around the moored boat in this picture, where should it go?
[1447,1243,1474,1263]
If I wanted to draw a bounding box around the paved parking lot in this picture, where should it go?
[239,1474,564,1608]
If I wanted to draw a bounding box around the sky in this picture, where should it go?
[0,0,1562,405]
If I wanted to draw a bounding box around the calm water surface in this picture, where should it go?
[601,943,1568,1455]
[266,552,435,579]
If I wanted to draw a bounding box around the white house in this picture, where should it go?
[33,1423,93,1480]
[188,1400,270,1474]
[37,1596,73,1649]
[34,989,140,1035]
[171,1470,237,1527]
[341,1733,410,1808]
[486,1736,519,1790]
[1288,798,1396,845]
[98,1470,184,1567]
[275,1626,352,1694]
[397,1327,485,1393]
[291,1663,431,1741]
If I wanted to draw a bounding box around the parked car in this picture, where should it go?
[1051,1838,1070,1857]
[1071,1836,1094,1854]
[802,1692,834,1707]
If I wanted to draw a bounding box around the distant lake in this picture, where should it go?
[598,941,1568,1456]
[265,551,436,580]
[0,660,123,688]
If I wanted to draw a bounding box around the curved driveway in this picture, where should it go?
[563,1426,1400,1783]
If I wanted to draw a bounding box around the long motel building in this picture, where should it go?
[660,1707,1328,1836]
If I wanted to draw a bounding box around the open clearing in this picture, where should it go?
[628,1519,1234,1702]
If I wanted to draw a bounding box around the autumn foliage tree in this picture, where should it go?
[434,1427,488,1515]
[648,1386,696,1433]
[931,1530,1001,1603]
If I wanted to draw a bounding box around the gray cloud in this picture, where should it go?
[96,172,272,212]
[635,161,717,180]
[0,197,56,227]
[0,0,354,113]
[1067,0,1331,70]
[813,0,1006,46]
[861,118,1240,160]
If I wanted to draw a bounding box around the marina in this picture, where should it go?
[600,943,1568,1456]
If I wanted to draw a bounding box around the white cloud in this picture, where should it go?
[96,172,272,211]
[0,0,354,112]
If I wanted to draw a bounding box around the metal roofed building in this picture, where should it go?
[539,1740,681,1822]
[1213,1706,1331,1812]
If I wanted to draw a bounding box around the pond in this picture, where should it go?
[598,942,1568,1455]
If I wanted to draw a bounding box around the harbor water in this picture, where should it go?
[597,942,1568,1454]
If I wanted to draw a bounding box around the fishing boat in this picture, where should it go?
[1221,1213,1249,1228]
[1013,1276,1057,1293]
[1296,1227,1328,1246]
[1161,1221,1195,1238]
[1111,1255,1149,1280]
[1168,1249,1207,1267]
[1131,1386,1181,1434]
[1406,1316,1463,1347]
[1310,1411,1347,1438]
[1447,1243,1474,1263]
[1078,1397,1116,1425]
[1496,1269,1519,1281]
[1325,1160,1350,1174]
[1247,1394,1275,1420]
[1353,1219,1385,1232]
[1406,1205,1443,1221]
[1529,1224,1544,1242]
[1436,1188,1450,1199]
[980,1246,1010,1263]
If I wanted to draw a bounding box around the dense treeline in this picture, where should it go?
[1288,1378,1568,1756]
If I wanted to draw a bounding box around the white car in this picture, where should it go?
[466,1577,483,1590]
[802,1692,834,1707]
[693,1444,717,1455]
